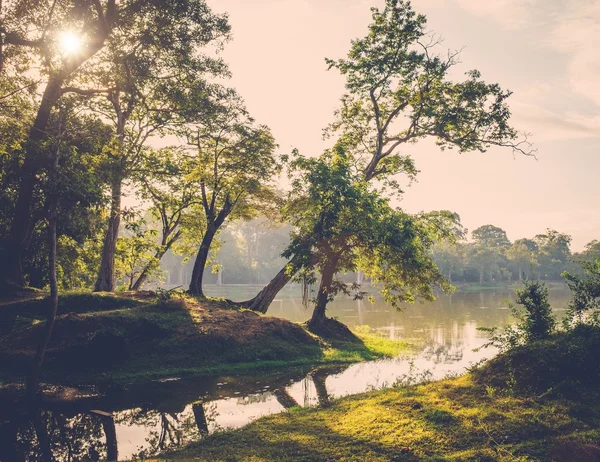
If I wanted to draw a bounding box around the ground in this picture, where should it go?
[148,326,600,461]
[154,372,600,461]
[0,291,409,391]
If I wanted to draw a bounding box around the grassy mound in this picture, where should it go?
[0,293,409,388]
[474,324,600,396]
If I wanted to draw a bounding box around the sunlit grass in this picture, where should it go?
[157,374,600,461]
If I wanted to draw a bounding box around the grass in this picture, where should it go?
[0,292,411,389]
[153,327,600,461]
[153,374,600,461]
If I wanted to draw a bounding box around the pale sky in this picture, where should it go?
[204,0,600,251]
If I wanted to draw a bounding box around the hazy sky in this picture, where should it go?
[205,0,600,251]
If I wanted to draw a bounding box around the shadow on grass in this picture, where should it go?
[159,375,600,462]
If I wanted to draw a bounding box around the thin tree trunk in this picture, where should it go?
[31,410,53,462]
[2,77,63,286]
[100,415,118,462]
[308,257,338,330]
[131,235,178,291]
[94,178,122,292]
[26,153,59,402]
[192,403,209,436]
[188,225,217,296]
[311,369,330,407]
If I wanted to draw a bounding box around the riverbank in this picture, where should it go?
[155,326,600,461]
[0,292,410,391]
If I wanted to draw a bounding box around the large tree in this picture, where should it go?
[0,0,230,287]
[239,0,533,314]
[282,147,457,331]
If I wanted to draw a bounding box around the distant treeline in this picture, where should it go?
[431,225,599,283]
[158,222,599,287]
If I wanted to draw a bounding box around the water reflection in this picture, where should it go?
[0,290,570,461]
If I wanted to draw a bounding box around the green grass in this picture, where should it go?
[154,374,600,461]
[0,292,411,388]
[147,326,600,461]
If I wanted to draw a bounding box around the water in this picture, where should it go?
[0,287,571,461]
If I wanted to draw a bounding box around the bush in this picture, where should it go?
[562,258,600,327]
[479,280,555,352]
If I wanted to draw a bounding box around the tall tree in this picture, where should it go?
[282,147,457,331]
[0,0,230,287]
[89,4,230,291]
[187,99,281,296]
[239,0,533,314]
[535,229,571,280]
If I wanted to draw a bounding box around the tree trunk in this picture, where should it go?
[188,225,218,296]
[100,415,118,462]
[311,369,330,407]
[192,403,209,436]
[236,263,294,314]
[94,178,122,292]
[26,154,59,402]
[273,387,299,409]
[216,263,223,286]
[31,410,53,462]
[1,76,63,286]
[131,236,178,291]
[307,257,338,331]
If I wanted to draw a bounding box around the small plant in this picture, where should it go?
[478,280,555,352]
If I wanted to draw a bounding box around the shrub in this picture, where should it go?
[479,280,555,352]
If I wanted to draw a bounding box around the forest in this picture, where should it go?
[1,0,599,460]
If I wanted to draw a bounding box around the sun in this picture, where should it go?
[59,31,82,55]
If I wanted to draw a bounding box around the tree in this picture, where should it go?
[88,4,230,291]
[574,240,600,263]
[187,99,281,296]
[0,0,230,287]
[240,0,532,314]
[506,239,538,280]
[535,229,571,280]
[562,259,600,326]
[472,225,510,249]
[432,239,466,282]
[127,149,204,290]
[282,147,457,332]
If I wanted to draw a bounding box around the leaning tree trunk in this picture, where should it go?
[236,264,294,314]
[131,234,179,291]
[2,77,63,287]
[307,257,338,331]
[94,178,122,292]
[26,158,59,402]
[273,387,299,410]
[188,225,218,296]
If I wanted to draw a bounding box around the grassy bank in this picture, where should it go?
[0,292,410,389]
[155,327,600,461]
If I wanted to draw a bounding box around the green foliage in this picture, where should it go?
[326,0,531,187]
[283,146,456,310]
[562,258,600,326]
[479,280,555,352]
[115,215,162,290]
[431,227,579,284]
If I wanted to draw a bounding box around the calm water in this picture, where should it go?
[0,287,572,461]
